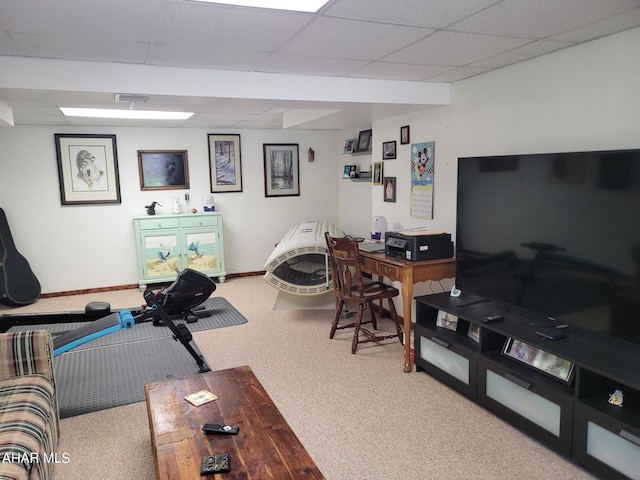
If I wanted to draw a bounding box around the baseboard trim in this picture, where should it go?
[40,271,267,298]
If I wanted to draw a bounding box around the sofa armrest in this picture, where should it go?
[0,330,55,383]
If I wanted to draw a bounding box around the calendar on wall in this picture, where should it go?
[410,141,435,219]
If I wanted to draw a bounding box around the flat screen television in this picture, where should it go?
[456,149,640,346]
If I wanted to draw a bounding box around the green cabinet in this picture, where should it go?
[133,213,226,289]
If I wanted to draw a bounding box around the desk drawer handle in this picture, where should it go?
[620,430,640,447]
[383,266,393,274]
[505,372,531,390]
[431,336,450,348]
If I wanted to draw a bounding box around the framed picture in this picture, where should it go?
[400,125,410,144]
[263,143,300,197]
[502,338,575,385]
[436,310,458,331]
[467,324,480,343]
[54,134,121,205]
[343,165,357,179]
[355,129,372,153]
[344,137,356,154]
[373,162,383,185]
[208,134,242,193]
[383,141,396,160]
[138,150,189,190]
[383,176,396,202]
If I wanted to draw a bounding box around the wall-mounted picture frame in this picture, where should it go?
[355,129,372,153]
[54,133,121,205]
[383,141,396,159]
[383,176,396,202]
[344,138,356,154]
[502,338,575,385]
[373,162,383,185]
[400,125,410,144]
[263,143,300,197]
[138,150,189,190]
[208,134,242,193]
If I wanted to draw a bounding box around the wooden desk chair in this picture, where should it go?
[325,232,403,354]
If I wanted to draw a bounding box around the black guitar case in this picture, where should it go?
[0,208,41,306]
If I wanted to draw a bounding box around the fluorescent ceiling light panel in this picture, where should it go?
[60,108,193,120]
[187,0,330,13]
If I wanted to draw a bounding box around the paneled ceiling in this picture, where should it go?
[1,0,639,129]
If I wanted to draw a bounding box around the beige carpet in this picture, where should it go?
[3,277,596,480]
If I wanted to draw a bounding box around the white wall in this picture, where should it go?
[0,125,339,292]
[371,27,640,318]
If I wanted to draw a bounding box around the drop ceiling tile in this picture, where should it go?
[10,32,150,63]
[278,17,432,60]
[148,44,270,70]
[154,2,312,51]
[470,39,575,69]
[0,0,155,42]
[346,61,453,81]
[385,30,530,66]
[450,0,640,39]
[257,53,368,76]
[324,0,501,28]
[0,30,17,55]
[550,7,640,42]
[426,66,491,82]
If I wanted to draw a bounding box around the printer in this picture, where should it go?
[385,230,453,261]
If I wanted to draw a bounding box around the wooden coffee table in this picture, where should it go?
[145,365,324,479]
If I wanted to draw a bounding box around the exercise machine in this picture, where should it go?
[1,268,215,373]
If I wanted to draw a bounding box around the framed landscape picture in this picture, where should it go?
[263,143,300,197]
[208,134,242,193]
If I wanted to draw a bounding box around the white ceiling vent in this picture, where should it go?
[115,93,149,103]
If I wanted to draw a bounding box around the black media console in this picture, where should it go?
[415,291,640,480]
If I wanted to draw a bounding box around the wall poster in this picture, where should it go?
[410,141,434,219]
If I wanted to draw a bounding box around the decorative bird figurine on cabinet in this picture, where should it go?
[145,201,162,215]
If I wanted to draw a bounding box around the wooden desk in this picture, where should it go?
[145,366,324,479]
[358,252,456,372]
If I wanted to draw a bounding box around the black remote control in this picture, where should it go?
[203,423,239,435]
[482,314,504,323]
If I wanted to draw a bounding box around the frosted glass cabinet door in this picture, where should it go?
[183,230,220,274]
[141,232,180,279]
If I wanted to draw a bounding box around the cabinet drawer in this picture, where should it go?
[573,401,640,479]
[137,218,180,230]
[359,257,378,273]
[379,262,399,280]
[180,215,218,228]
[478,354,574,456]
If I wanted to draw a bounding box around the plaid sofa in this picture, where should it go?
[0,331,59,480]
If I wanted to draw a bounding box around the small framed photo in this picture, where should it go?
[54,134,121,205]
[138,150,189,190]
[467,324,480,343]
[436,310,458,331]
[208,134,242,193]
[502,338,575,385]
[400,125,410,144]
[344,138,357,154]
[343,165,357,178]
[263,143,300,197]
[383,176,396,202]
[355,129,372,153]
[373,162,383,185]
[383,141,396,159]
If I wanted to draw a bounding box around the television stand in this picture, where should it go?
[414,291,640,479]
